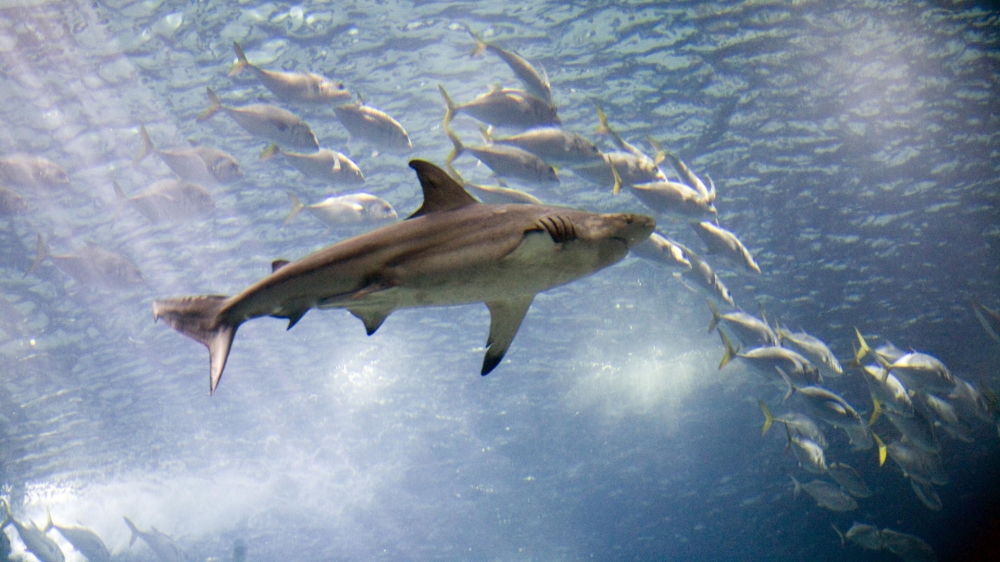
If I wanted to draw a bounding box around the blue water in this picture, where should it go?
[1,0,998,561]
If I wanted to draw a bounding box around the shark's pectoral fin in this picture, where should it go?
[482,296,535,375]
[349,308,393,335]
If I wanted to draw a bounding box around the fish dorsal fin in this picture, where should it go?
[407,160,479,219]
[271,260,291,273]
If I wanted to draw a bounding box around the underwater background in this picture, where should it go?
[1,0,999,560]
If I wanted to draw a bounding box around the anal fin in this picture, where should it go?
[482,296,535,375]
[349,308,393,335]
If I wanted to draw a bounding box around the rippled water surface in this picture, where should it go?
[1,1,998,561]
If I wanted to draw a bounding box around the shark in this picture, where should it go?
[153,160,655,394]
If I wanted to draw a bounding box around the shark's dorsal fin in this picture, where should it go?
[407,160,479,219]
[482,295,534,375]
[271,260,291,273]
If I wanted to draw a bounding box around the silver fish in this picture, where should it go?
[672,242,734,307]
[760,400,828,449]
[445,125,558,186]
[123,517,185,562]
[135,124,243,185]
[152,160,655,394]
[948,377,991,425]
[114,180,215,223]
[572,151,666,188]
[333,100,412,153]
[0,185,27,215]
[230,41,350,103]
[691,221,760,274]
[1,500,64,562]
[284,192,397,228]
[629,181,718,221]
[468,27,553,107]
[26,235,145,288]
[440,84,558,130]
[630,232,691,270]
[787,428,827,474]
[790,476,857,512]
[482,127,602,166]
[707,300,778,347]
[778,327,843,377]
[198,87,319,151]
[886,410,940,454]
[832,522,881,550]
[448,165,543,205]
[863,363,915,419]
[826,462,872,498]
[880,528,937,562]
[261,143,364,185]
[886,439,948,485]
[45,509,110,562]
[658,151,710,200]
[913,391,973,443]
[972,298,1000,343]
[884,352,954,395]
[0,154,69,188]
[909,478,942,511]
[719,332,819,384]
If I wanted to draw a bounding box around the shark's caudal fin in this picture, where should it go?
[153,295,238,395]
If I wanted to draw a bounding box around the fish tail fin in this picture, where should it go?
[775,366,795,402]
[868,396,882,427]
[831,524,845,547]
[465,25,487,57]
[152,295,239,395]
[197,87,223,122]
[717,327,738,369]
[759,399,774,436]
[445,128,464,168]
[646,135,665,166]
[478,125,493,144]
[123,516,139,548]
[260,143,280,161]
[112,181,128,224]
[706,299,722,334]
[284,192,305,225]
[706,175,717,203]
[609,158,622,196]
[789,474,801,500]
[134,124,154,166]
[851,327,871,367]
[595,103,610,135]
[24,233,47,278]
[1,498,11,529]
[44,507,53,533]
[872,430,886,466]
[229,41,250,77]
[438,84,457,128]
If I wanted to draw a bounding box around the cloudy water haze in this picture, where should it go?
[1,1,998,561]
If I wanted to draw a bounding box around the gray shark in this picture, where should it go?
[153,160,654,394]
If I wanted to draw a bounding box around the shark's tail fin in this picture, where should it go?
[197,87,223,122]
[229,41,250,77]
[153,295,238,395]
[123,516,139,548]
[134,124,155,166]
[284,192,305,225]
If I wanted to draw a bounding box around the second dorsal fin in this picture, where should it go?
[407,160,479,219]
[271,260,291,273]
